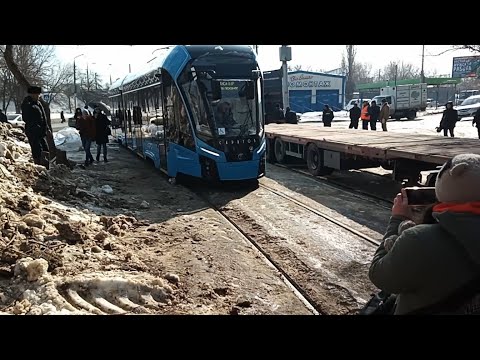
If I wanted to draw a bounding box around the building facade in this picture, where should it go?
[288,71,346,113]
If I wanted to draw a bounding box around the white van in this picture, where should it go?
[345,98,371,111]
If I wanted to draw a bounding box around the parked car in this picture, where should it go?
[6,114,25,129]
[345,98,371,111]
[456,95,480,119]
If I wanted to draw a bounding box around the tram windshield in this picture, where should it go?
[179,62,261,141]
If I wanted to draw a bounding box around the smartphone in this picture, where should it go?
[404,187,437,206]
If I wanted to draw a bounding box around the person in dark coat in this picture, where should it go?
[322,104,334,127]
[94,107,110,162]
[284,107,298,124]
[60,110,66,123]
[21,86,50,167]
[348,102,361,129]
[368,100,380,131]
[274,103,285,124]
[76,109,96,166]
[0,109,7,123]
[439,101,458,137]
[472,107,480,139]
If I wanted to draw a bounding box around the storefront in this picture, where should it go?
[288,71,346,113]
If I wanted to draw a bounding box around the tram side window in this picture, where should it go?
[173,87,195,151]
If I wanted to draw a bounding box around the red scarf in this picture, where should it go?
[433,202,480,215]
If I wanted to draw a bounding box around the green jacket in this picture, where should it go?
[369,212,480,315]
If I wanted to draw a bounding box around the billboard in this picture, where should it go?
[452,56,480,78]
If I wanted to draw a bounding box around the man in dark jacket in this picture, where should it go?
[439,101,458,137]
[284,107,298,124]
[273,103,285,124]
[348,102,361,129]
[368,100,380,131]
[369,153,480,314]
[94,107,111,162]
[0,109,7,123]
[21,86,50,167]
[473,107,480,139]
[322,104,334,127]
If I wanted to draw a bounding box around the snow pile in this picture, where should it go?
[54,127,82,151]
[2,260,175,315]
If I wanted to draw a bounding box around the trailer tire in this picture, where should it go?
[306,143,334,176]
[274,137,286,163]
[266,139,276,163]
[407,111,416,120]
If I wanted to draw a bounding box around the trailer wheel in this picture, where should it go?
[266,139,276,163]
[306,143,334,176]
[274,138,286,163]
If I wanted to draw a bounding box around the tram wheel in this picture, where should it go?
[306,143,334,176]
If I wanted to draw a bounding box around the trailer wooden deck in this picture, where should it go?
[265,124,480,165]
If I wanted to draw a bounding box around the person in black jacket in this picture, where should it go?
[0,109,7,123]
[439,101,458,137]
[21,86,50,167]
[94,107,111,162]
[284,107,298,124]
[273,103,285,124]
[322,104,334,127]
[348,102,361,129]
[368,100,380,131]
[473,107,480,139]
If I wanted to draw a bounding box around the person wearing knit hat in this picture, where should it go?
[21,85,50,168]
[368,153,480,315]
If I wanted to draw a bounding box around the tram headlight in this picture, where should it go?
[249,146,253,152]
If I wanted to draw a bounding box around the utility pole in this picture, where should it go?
[394,64,398,86]
[95,73,98,90]
[280,45,292,110]
[421,45,425,83]
[73,54,84,111]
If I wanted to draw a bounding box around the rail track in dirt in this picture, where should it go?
[195,190,322,315]
[271,163,393,211]
[193,176,382,315]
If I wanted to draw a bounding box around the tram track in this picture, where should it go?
[194,178,382,315]
[258,183,381,247]
[271,163,393,210]
[196,191,322,315]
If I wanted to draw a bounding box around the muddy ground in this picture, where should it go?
[0,122,399,315]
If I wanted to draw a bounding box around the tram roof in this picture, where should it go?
[109,45,256,95]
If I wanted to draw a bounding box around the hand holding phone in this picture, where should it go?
[392,189,413,219]
[404,187,437,206]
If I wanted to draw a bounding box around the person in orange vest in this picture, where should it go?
[361,101,371,130]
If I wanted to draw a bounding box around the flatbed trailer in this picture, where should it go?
[265,124,480,186]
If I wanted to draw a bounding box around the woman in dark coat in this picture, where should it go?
[439,101,458,137]
[93,107,111,162]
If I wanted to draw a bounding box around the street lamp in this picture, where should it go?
[108,64,112,86]
[74,53,84,110]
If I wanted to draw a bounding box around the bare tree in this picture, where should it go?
[353,62,373,84]
[341,45,356,100]
[42,63,73,105]
[381,61,420,81]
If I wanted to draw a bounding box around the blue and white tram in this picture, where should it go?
[108,45,266,181]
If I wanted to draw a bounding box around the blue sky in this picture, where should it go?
[55,45,474,86]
